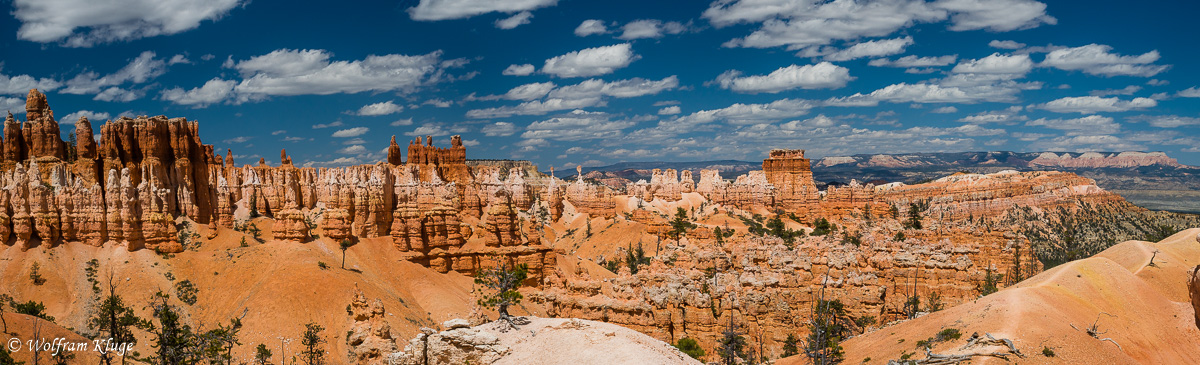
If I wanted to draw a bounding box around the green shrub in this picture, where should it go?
[674,337,705,360]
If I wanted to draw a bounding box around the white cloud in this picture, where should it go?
[93,87,140,102]
[62,51,166,96]
[574,19,608,36]
[658,106,681,115]
[225,49,448,102]
[408,0,557,21]
[495,11,533,29]
[338,145,367,154]
[716,62,852,93]
[1089,85,1142,97]
[521,110,636,141]
[467,97,603,119]
[935,0,1055,32]
[549,76,678,99]
[1027,114,1118,136]
[356,101,404,116]
[405,123,450,137]
[0,97,27,114]
[482,122,518,136]
[0,72,62,95]
[12,0,242,47]
[1041,44,1168,77]
[312,121,343,129]
[168,54,190,65]
[1127,115,1200,128]
[502,64,535,76]
[1178,87,1200,98]
[705,0,1053,50]
[1028,135,1145,153]
[61,110,111,123]
[503,82,557,101]
[223,136,252,144]
[542,43,639,78]
[390,118,414,127]
[1146,79,1168,86]
[988,40,1025,49]
[617,19,689,40]
[332,127,369,137]
[819,37,913,62]
[958,106,1026,124]
[931,106,958,113]
[272,130,286,135]
[672,98,815,128]
[160,78,235,107]
[466,76,677,118]
[951,53,1033,75]
[826,81,1024,105]
[869,54,957,68]
[1036,96,1157,114]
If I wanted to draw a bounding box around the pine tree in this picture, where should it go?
[474,260,530,328]
[781,333,799,357]
[717,316,747,365]
[299,322,326,365]
[339,239,354,269]
[255,344,273,365]
[145,292,193,365]
[87,272,143,365]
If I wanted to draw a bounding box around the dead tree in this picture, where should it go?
[1070,312,1123,350]
[887,332,1024,365]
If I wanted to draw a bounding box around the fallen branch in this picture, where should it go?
[887,332,1023,365]
[1070,312,1123,350]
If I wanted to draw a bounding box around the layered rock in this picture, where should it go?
[347,287,399,365]
[1031,151,1183,168]
[1192,263,1200,330]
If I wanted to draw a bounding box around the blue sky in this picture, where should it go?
[2,0,1200,168]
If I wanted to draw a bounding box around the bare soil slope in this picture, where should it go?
[779,228,1200,365]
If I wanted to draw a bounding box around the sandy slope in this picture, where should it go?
[779,228,1200,365]
[0,218,549,364]
[1,313,103,364]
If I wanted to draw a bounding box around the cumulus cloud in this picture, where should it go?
[12,0,242,47]
[826,81,1026,105]
[390,118,413,127]
[230,49,447,100]
[1036,96,1157,114]
[1028,135,1145,153]
[502,64,535,76]
[355,101,404,116]
[670,98,816,129]
[868,54,958,68]
[704,0,1053,50]
[951,53,1033,75]
[617,19,690,40]
[164,49,453,105]
[989,40,1025,49]
[332,127,369,137]
[495,11,533,29]
[658,106,681,115]
[1177,87,1200,98]
[574,19,608,36]
[408,0,557,21]
[482,122,518,136]
[160,78,236,107]
[1127,115,1200,128]
[1,97,27,114]
[542,44,639,78]
[716,62,852,93]
[521,110,636,141]
[62,51,166,97]
[405,123,450,137]
[817,37,913,62]
[958,106,1026,124]
[1041,44,1169,77]
[931,106,958,113]
[467,76,676,118]
[61,110,111,123]
[1089,85,1142,97]
[312,121,343,129]
[0,72,62,95]
[338,145,367,154]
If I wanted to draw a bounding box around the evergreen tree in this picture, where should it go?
[781,333,799,357]
[338,239,354,269]
[673,338,705,360]
[0,345,22,365]
[625,242,650,275]
[668,208,697,239]
[474,260,530,327]
[145,292,193,365]
[255,344,273,365]
[0,294,11,334]
[87,273,143,365]
[299,322,326,365]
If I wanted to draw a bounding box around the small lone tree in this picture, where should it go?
[474,259,530,328]
[255,343,273,365]
[625,242,650,275]
[338,239,354,269]
[299,322,326,365]
[976,265,1003,296]
[0,294,11,334]
[668,208,697,239]
[145,292,194,365]
[904,202,923,229]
